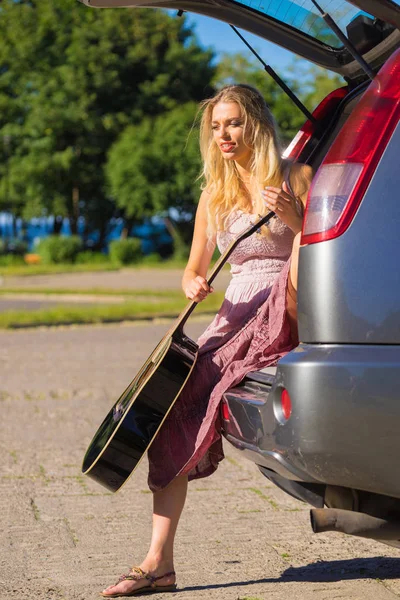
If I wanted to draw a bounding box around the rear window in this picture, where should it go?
[228,0,375,47]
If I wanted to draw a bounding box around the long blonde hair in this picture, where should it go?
[199,84,284,237]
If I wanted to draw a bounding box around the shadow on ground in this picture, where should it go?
[180,556,400,592]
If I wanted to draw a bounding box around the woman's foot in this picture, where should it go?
[100,564,176,598]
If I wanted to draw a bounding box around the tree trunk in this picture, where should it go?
[121,216,135,239]
[70,185,79,235]
[53,216,63,235]
[96,222,108,252]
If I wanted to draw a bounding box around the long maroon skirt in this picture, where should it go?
[148,261,294,492]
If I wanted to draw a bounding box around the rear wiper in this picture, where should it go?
[310,0,375,80]
[230,25,316,123]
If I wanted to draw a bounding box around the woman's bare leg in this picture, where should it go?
[290,232,301,291]
[102,475,188,596]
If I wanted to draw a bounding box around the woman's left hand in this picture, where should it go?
[261,181,303,234]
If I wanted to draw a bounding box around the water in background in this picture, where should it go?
[0,213,173,256]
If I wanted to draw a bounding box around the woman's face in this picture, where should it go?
[211,101,252,167]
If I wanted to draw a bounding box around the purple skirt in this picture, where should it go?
[147,261,294,492]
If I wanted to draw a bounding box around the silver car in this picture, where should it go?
[81,0,400,547]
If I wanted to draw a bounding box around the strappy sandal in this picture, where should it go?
[100,566,177,597]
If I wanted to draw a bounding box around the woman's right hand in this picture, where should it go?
[183,275,214,303]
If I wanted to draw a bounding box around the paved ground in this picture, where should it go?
[2,318,400,600]
[0,268,232,314]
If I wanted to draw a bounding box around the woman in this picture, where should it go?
[101,84,313,598]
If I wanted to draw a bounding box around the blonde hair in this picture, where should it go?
[199,84,284,237]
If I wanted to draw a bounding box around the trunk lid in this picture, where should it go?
[80,0,400,83]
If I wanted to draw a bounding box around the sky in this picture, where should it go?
[185,13,301,75]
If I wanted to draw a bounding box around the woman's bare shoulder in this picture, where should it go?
[289,161,314,183]
[286,161,314,205]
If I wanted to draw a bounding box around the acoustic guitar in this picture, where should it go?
[82,211,275,492]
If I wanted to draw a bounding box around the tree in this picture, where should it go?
[106,102,202,244]
[0,0,215,243]
[294,63,345,110]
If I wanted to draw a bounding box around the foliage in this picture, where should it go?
[5,238,29,255]
[0,0,347,243]
[0,1,215,237]
[0,254,25,267]
[294,63,345,110]
[140,253,163,265]
[109,238,143,265]
[106,102,202,221]
[36,235,83,264]
[75,251,110,265]
[0,237,28,255]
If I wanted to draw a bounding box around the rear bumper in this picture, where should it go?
[222,343,400,500]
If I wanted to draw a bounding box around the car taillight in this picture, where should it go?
[221,400,230,421]
[281,389,292,421]
[302,48,400,245]
[283,86,348,161]
[274,388,292,423]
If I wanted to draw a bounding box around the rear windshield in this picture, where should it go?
[228,0,375,47]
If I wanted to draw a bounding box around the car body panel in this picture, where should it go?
[298,121,400,344]
[223,343,400,499]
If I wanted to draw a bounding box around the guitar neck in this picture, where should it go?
[173,211,275,333]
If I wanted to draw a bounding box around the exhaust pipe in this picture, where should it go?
[310,508,400,541]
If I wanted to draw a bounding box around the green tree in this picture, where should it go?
[295,64,345,110]
[0,0,214,244]
[106,102,201,245]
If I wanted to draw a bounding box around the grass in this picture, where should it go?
[0,292,225,329]
[30,498,40,521]
[0,257,191,277]
[0,286,185,298]
[0,262,118,276]
[247,487,279,510]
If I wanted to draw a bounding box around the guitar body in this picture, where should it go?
[82,328,198,492]
[82,211,274,493]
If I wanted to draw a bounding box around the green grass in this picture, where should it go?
[0,257,193,277]
[0,292,225,329]
[0,286,185,298]
[0,262,118,276]
[0,255,228,277]
[247,487,279,510]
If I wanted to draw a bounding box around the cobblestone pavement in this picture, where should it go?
[1,320,400,600]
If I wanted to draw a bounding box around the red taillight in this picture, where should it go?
[281,389,292,421]
[221,400,230,421]
[302,49,400,245]
[283,86,348,161]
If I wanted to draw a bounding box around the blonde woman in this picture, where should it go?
[101,84,313,598]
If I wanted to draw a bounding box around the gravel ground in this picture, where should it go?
[1,319,400,600]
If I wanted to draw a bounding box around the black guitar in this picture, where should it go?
[82,212,275,492]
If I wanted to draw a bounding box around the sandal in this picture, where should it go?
[100,566,177,597]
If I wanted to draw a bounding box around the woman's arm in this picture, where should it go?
[182,190,216,303]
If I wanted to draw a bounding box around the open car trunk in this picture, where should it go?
[80,0,400,85]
